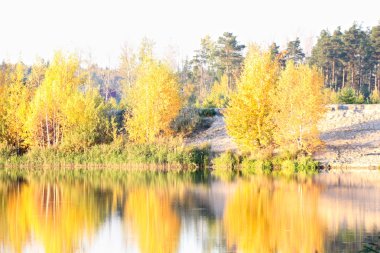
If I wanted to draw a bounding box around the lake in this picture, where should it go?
[0,169,379,253]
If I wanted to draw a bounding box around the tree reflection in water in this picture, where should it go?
[125,187,181,253]
[0,181,111,253]
[1,171,380,253]
[223,177,325,253]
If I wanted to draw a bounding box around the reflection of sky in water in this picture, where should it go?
[82,215,137,253]
[1,171,380,253]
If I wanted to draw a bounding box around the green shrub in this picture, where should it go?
[202,95,229,109]
[0,141,211,171]
[356,93,365,104]
[198,108,217,117]
[254,159,273,175]
[370,90,380,104]
[185,144,211,169]
[241,158,257,175]
[0,142,13,162]
[171,108,214,136]
[213,150,239,171]
[323,88,339,104]
[280,159,297,176]
[296,156,319,174]
[338,87,357,104]
[171,108,202,136]
[239,155,319,176]
[240,157,273,175]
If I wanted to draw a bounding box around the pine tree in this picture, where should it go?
[269,42,280,60]
[372,24,380,90]
[216,32,245,90]
[310,24,379,95]
[190,36,218,99]
[284,37,305,65]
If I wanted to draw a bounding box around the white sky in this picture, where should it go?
[0,0,379,68]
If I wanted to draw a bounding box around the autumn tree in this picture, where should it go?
[60,87,110,150]
[27,58,47,89]
[225,46,279,157]
[274,62,325,155]
[0,84,5,144]
[26,53,83,148]
[125,57,182,143]
[26,52,110,150]
[0,65,10,145]
[119,44,138,107]
[1,63,30,153]
[119,39,155,106]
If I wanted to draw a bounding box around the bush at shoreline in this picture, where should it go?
[0,142,211,171]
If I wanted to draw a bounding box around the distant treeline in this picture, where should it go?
[311,23,380,96]
[1,23,379,104]
[0,21,379,166]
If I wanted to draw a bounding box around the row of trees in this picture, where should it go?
[0,23,378,156]
[311,23,380,96]
[180,33,312,104]
[0,50,182,154]
[0,54,113,154]
[183,24,380,106]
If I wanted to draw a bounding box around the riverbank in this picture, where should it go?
[186,105,380,169]
[2,104,380,170]
[315,104,380,169]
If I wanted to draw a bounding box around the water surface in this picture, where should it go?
[0,169,379,253]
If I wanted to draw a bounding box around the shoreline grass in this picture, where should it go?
[212,150,321,176]
[0,142,211,171]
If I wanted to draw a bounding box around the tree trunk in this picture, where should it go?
[332,61,335,88]
[376,64,379,92]
[45,111,50,147]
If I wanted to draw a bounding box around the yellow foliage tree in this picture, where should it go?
[203,74,230,108]
[274,62,326,155]
[26,52,109,150]
[125,58,182,143]
[224,46,279,157]
[2,63,30,152]
[27,58,46,89]
[61,87,110,150]
[323,88,339,104]
[26,52,82,148]
[370,89,380,103]
[0,81,7,143]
